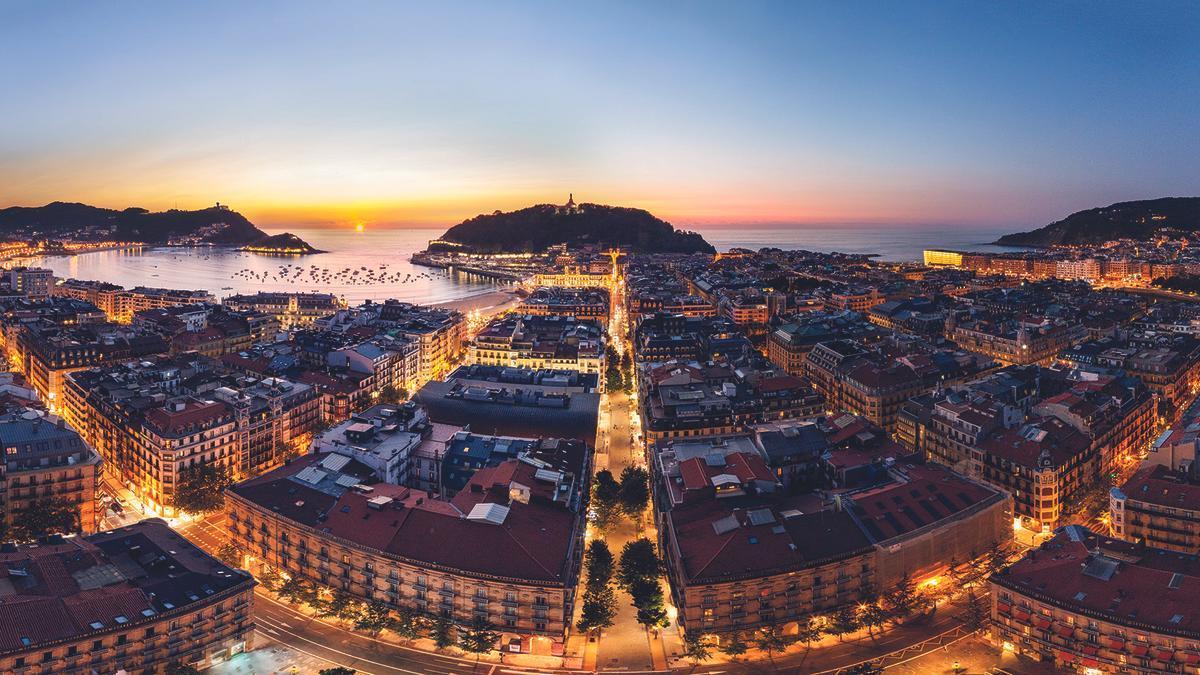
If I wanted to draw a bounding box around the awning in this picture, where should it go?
[1054,624,1074,638]
[1154,647,1176,661]
[996,601,1012,615]
[1102,636,1125,650]
[1177,651,1200,665]
[1081,644,1099,656]
[1057,650,1077,663]
[1081,658,1101,669]
[1033,617,1052,630]
[1012,607,1031,620]
[1128,643,1149,657]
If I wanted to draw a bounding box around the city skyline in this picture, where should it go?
[2,1,1198,230]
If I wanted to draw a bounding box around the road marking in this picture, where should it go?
[255,615,422,675]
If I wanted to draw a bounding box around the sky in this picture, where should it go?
[1,1,1198,230]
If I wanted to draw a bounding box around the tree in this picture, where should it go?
[166,664,202,675]
[458,616,500,671]
[380,385,408,404]
[606,367,624,392]
[627,576,669,630]
[432,613,456,649]
[753,626,793,663]
[682,632,713,667]
[258,566,284,592]
[354,600,393,634]
[618,465,650,518]
[859,599,888,640]
[172,463,233,514]
[984,541,1010,576]
[845,662,883,675]
[617,538,661,590]
[318,669,356,675]
[319,589,363,622]
[277,577,317,606]
[584,540,615,592]
[962,589,987,632]
[215,542,244,568]
[884,573,919,622]
[390,605,427,642]
[591,470,623,531]
[828,606,861,642]
[718,631,750,660]
[796,617,823,650]
[9,497,79,541]
[577,585,618,634]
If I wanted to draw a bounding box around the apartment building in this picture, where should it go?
[470,315,604,374]
[16,322,168,407]
[1111,464,1200,553]
[0,520,254,674]
[0,411,102,536]
[62,355,320,514]
[3,267,54,299]
[660,461,1009,635]
[990,525,1200,674]
[223,291,344,329]
[519,287,610,321]
[226,450,586,652]
[947,315,1085,366]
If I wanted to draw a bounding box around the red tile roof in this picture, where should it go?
[994,527,1200,637]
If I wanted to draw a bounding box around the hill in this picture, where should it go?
[434,201,714,254]
[240,232,323,254]
[0,201,316,250]
[995,197,1200,247]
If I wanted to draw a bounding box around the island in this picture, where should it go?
[428,195,715,254]
[995,197,1200,247]
[238,232,323,254]
[0,201,319,252]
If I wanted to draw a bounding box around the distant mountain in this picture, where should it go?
[0,201,316,250]
[995,197,1200,247]
[434,200,715,254]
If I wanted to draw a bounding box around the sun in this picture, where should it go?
[355,222,365,233]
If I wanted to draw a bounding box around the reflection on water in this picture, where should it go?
[24,224,1031,304]
[699,225,1027,262]
[26,228,507,305]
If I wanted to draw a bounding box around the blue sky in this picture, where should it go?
[0,1,1197,228]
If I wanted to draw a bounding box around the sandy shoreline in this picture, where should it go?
[430,286,523,314]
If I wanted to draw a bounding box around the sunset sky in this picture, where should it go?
[1,1,1197,230]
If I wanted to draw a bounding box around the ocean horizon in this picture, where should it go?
[23,223,1029,305]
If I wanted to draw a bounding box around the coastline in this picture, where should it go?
[430,286,522,314]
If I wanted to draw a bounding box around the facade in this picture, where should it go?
[948,316,1085,366]
[223,291,344,329]
[0,520,255,674]
[660,462,1009,635]
[519,287,610,321]
[470,315,605,374]
[16,322,168,407]
[3,267,54,299]
[226,450,587,651]
[0,411,102,536]
[533,266,613,289]
[923,249,964,267]
[1111,464,1200,553]
[374,300,467,383]
[990,525,1200,675]
[52,280,216,323]
[62,355,321,514]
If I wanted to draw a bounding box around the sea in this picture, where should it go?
[22,224,1028,306]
